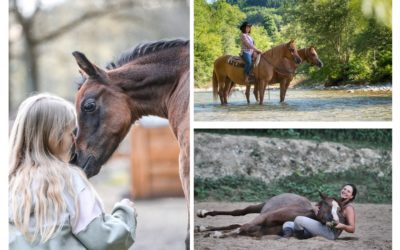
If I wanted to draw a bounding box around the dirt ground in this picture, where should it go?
[194,202,392,250]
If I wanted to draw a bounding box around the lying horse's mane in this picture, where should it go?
[106,39,189,70]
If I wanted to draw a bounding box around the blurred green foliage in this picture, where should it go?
[195,167,392,203]
[194,0,392,87]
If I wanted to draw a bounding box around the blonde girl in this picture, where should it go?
[9,93,137,249]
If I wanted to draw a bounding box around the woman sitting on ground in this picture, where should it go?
[282,184,357,240]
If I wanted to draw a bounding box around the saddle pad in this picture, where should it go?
[227,55,261,68]
[227,56,245,67]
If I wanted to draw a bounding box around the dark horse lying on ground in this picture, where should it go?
[196,193,344,238]
[70,39,190,249]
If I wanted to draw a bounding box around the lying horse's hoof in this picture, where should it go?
[211,231,225,238]
[195,225,208,232]
[197,209,208,218]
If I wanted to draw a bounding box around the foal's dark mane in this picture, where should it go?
[106,39,189,70]
[75,39,189,89]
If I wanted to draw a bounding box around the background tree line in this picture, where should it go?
[9,0,189,113]
[194,0,392,88]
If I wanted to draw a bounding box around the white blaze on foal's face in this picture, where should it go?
[331,200,340,222]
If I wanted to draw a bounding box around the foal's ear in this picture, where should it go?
[72,51,107,81]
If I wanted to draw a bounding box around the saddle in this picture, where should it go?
[227,54,260,84]
[227,54,260,68]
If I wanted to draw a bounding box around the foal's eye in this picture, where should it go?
[82,99,96,112]
[289,48,294,52]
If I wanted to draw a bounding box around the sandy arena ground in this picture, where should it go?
[195,202,391,250]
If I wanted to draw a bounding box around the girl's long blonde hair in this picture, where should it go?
[9,93,96,244]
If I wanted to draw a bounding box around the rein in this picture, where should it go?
[260,53,296,77]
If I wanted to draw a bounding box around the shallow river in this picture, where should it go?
[194,89,391,121]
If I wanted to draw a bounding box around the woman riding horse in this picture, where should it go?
[239,21,262,84]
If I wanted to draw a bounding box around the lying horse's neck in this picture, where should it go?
[109,46,189,128]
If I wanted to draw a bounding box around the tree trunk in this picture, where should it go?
[24,36,39,93]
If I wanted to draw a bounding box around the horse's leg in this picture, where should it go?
[253,82,259,102]
[196,224,242,232]
[279,80,286,103]
[223,79,232,101]
[282,77,293,102]
[197,202,265,218]
[280,78,292,102]
[215,75,226,105]
[223,82,229,105]
[245,85,251,104]
[258,80,266,105]
[236,207,311,236]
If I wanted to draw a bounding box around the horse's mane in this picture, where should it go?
[106,39,189,70]
[264,43,286,58]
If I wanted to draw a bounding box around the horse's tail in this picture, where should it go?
[212,70,218,101]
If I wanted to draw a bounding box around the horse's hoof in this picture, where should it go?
[197,209,208,218]
[212,231,224,238]
[195,225,207,232]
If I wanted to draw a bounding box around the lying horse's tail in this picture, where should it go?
[212,70,218,101]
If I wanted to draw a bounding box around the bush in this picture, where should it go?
[195,168,391,203]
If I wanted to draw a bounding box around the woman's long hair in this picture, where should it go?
[9,93,99,244]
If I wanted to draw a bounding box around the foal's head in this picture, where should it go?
[71,52,132,177]
[283,40,302,64]
[304,46,323,68]
[315,192,345,225]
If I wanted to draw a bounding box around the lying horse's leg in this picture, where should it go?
[197,202,265,218]
[235,207,311,236]
[196,224,242,232]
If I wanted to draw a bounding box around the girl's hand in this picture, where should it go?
[120,198,135,208]
[120,198,138,217]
